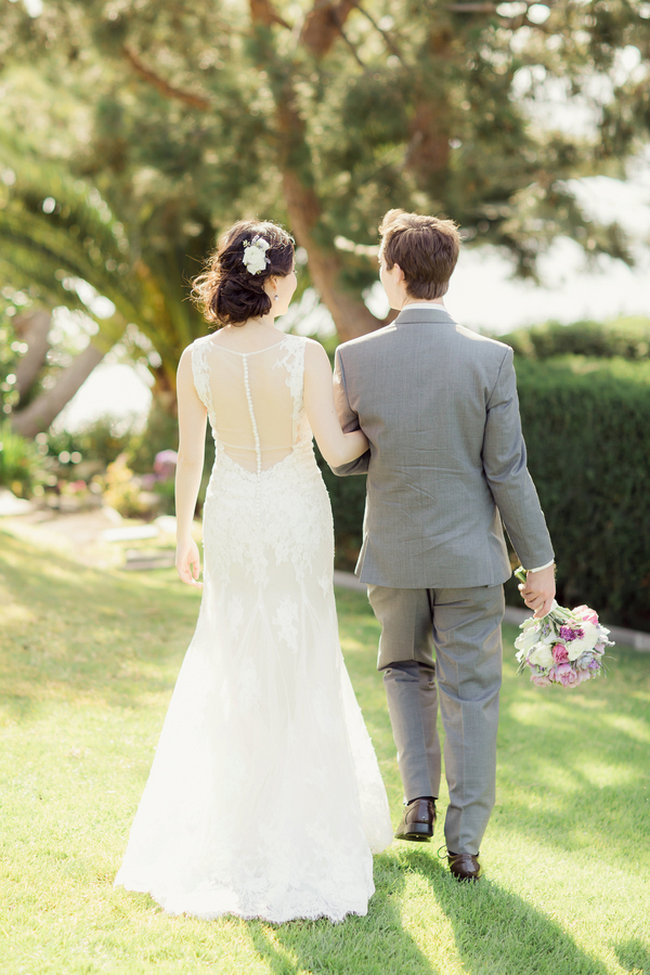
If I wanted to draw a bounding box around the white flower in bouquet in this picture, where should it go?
[513,620,542,654]
[528,642,555,669]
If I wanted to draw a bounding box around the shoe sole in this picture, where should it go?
[395,824,434,842]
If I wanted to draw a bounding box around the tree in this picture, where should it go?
[1,0,648,387]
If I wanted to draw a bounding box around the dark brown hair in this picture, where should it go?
[191,220,295,327]
[379,209,460,299]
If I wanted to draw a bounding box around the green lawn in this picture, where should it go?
[1,528,649,975]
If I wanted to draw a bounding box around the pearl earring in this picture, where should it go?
[273,294,279,301]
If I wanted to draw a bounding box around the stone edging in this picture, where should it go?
[333,571,650,653]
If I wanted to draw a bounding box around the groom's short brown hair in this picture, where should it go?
[379,209,460,300]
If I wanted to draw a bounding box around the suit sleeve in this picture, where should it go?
[482,347,554,569]
[330,347,370,477]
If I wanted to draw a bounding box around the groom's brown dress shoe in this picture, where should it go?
[395,798,436,841]
[448,852,481,881]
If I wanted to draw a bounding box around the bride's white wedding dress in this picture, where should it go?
[115,332,393,923]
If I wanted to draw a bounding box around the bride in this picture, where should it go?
[114,220,393,923]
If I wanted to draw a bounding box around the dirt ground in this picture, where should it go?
[0,494,177,571]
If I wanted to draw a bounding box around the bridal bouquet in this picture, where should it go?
[513,567,613,687]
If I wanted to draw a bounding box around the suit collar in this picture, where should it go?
[393,306,456,326]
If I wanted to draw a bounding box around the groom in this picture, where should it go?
[332,209,555,881]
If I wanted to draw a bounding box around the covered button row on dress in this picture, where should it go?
[242,355,262,476]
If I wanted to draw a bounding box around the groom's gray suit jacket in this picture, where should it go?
[333,307,554,588]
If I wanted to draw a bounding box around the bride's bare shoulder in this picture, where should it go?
[304,337,330,362]
[303,339,332,379]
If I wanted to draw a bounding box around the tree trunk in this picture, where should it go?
[250,0,384,342]
[11,341,109,437]
[12,309,52,400]
[282,169,383,341]
[405,26,453,185]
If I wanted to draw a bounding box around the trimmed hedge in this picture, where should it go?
[319,353,650,632]
[501,316,650,361]
[510,355,650,631]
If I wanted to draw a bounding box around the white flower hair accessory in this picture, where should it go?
[242,235,271,275]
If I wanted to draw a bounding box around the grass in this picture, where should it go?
[1,527,649,975]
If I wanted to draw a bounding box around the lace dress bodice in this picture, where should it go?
[191,332,312,473]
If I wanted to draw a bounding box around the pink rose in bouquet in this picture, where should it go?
[554,662,582,687]
[552,643,569,664]
[573,605,599,625]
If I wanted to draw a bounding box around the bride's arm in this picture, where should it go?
[304,340,369,467]
[174,346,207,587]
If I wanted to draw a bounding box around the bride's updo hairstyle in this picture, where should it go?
[192,220,295,327]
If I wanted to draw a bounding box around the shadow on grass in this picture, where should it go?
[613,939,650,975]
[405,848,606,975]
[495,645,650,861]
[244,853,438,975]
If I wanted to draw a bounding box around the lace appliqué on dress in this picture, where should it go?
[115,332,393,923]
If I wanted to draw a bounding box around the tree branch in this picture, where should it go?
[122,44,211,110]
[249,0,291,29]
[13,309,51,401]
[299,1,359,58]
[445,2,497,11]
[351,3,405,63]
[11,339,113,438]
[331,13,366,68]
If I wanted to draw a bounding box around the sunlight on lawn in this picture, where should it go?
[1,530,649,975]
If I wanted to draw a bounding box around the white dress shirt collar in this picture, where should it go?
[401,301,447,311]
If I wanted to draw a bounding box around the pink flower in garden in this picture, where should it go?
[154,450,178,478]
[573,605,599,625]
[554,662,581,687]
[552,643,569,664]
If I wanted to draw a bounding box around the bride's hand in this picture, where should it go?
[176,538,203,588]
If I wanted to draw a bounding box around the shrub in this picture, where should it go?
[127,399,180,474]
[501,316,650,361]
[509,355,650,631]
[0,422,44,497]
[46,418,134,479]
[316,449,369,569]
[100,454,153,518]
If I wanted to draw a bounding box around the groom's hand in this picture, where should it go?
[519,564,556,618]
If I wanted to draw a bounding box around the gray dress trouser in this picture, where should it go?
[368,583,505,856]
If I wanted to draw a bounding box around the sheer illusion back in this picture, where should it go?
[192,334,309,474]
[114,329,392,924]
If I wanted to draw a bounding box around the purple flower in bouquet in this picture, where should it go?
[559,624,584,642]
[512,567,614,688]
